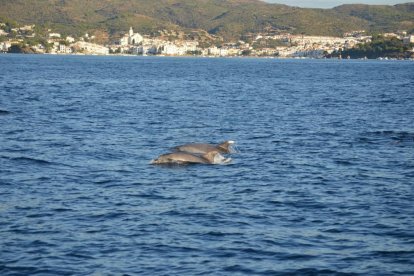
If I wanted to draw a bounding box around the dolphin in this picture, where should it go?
[151,151,231,165]
[172,140,236,155]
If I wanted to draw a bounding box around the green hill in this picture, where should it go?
[0,0,413,40]
[334,4,414,33]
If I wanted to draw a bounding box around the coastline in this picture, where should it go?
[1,52,413,61]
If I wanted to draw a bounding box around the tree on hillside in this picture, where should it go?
[329,35,413,59]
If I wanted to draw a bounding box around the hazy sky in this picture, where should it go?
[264,0,409,8]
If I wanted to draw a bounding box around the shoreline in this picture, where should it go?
[1,52,413,61]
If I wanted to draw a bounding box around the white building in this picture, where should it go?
[132,44,159,55]
[58,44,73,54]
[208,47,229,56]
[227,48,241,56]
[49,33,61,38]
[162,44,184,55]
[129,27,143,45]
[293,49,325,58]
[146,45,158,55]
[403,35,414,45]
[32,44,46,53]
[72,41,109,55]
[276,46,298,57]
[20,25,35,31]
[0,29,8,36]
[183,41,198,52]
[119,36,129,46]
[290,35,350,46]
[120,27,143,46]
[257,48,278,56]
[66,36,75,43]
[383,33,399,38]
[160,41,199,56]
[1,42,11,52]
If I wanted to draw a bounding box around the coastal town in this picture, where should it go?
[1,22,414,58]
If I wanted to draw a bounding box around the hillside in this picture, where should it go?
[0,0,413,40]
[334,3,414,33]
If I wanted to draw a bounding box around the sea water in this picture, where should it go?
[1,55,413,275]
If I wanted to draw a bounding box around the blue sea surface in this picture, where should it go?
[1,55,413,275]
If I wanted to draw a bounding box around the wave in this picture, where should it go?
[0,109,11,115]
[0,265,74,276]
[4,156,54,165]
[284,268,356,275]
[357,130,414,145]
[373,250,414,258]
[65,252,97,260]
[0,265,39,275]
[223,265,341,275]
[4,129,25,135]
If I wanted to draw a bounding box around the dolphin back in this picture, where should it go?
[173,143,218,155]
[151,152,209,165]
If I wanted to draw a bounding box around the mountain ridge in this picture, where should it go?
[0,0,413,40]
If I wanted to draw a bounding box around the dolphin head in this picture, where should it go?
[218,140,237,153]
[204,151,232,164]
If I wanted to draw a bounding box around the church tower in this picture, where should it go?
[129,27,134,37]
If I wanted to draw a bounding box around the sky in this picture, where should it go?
[264,0,410,8]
